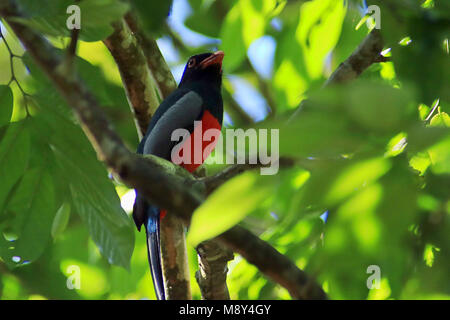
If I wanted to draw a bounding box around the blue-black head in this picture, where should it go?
[179,51,224,89]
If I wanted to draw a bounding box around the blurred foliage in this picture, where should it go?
[0,0,449,300]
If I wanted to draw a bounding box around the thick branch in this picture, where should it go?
[124,11,234,300]
[104,17,191,299]
[103,19,160,138]
[195,240,234,300]
[218,226,327,300]
[124,12,177,99]
[0,0,325,300]
[193,168,233,300]
[160,213,191,299]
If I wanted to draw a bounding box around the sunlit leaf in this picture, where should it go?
[430,112,450,127]
[220,5,246,71]
[296,0,347,78]
[187,172,275,246]
[325,158,391,205]
[428,136,450,174]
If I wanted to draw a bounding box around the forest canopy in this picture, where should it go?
[0,0,449,300]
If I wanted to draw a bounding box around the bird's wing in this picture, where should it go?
[142,90,203,159]
[133,90,203,230]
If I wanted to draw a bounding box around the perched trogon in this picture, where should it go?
[133,51,224,300]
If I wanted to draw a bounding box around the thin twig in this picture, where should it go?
[217,225,327,300]
[291,28,386,120]
[65,0,80,74]
[324,29,385,86]
[202,157,296,194]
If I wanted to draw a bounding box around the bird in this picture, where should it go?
[132,51,224,300]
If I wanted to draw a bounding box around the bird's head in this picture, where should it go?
[179,51,224,88]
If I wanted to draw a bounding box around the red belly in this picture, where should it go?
[161,110,221,219]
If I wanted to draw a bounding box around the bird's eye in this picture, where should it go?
[188,58,196,68]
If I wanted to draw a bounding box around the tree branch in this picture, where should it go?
[159,213,192,299]
[195,240,234,300]
[0,0,326,300]
[201,26,386,192]
[291,29,385,119]
[202,157,296,195]
[124,12,178,99]
[324,29,385,86]
[104,16,191,299]
[124,11,236,300]
[0,0,199,222]
[103,19,160,139]
[193,168,233,300]
[193,28,387,300]
[217,225,327,300]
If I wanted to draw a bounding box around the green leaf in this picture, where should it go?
[273,81,415,159]
[325,158,391,205]
[16,0,129,42]
[219,5,246,71]
[43,113,134,269]
[430,112,450,127]
[407,125,450,153]
[240,0,275,47]
[23,51,128,114]
[79,0,130,41]
[309,81,415,134]
[130,0,173,36]
[2,168,55,268]
[187,172,275,246]
[21,51,135,268]
[299,157,391,210]
[425,112,450,174]
[0,85,13,127]
[51,202,71,239]
[0,121,30,214]
[185,2,223,38]
[296,0,347,78]
[370,1,450,103]
[344,83,415,134]
[68,182,134,270]
[220,0,282,71]
[428,136,450,174]
[278,111,367,157]
[409,152,431,175]
[309,160,418,299]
